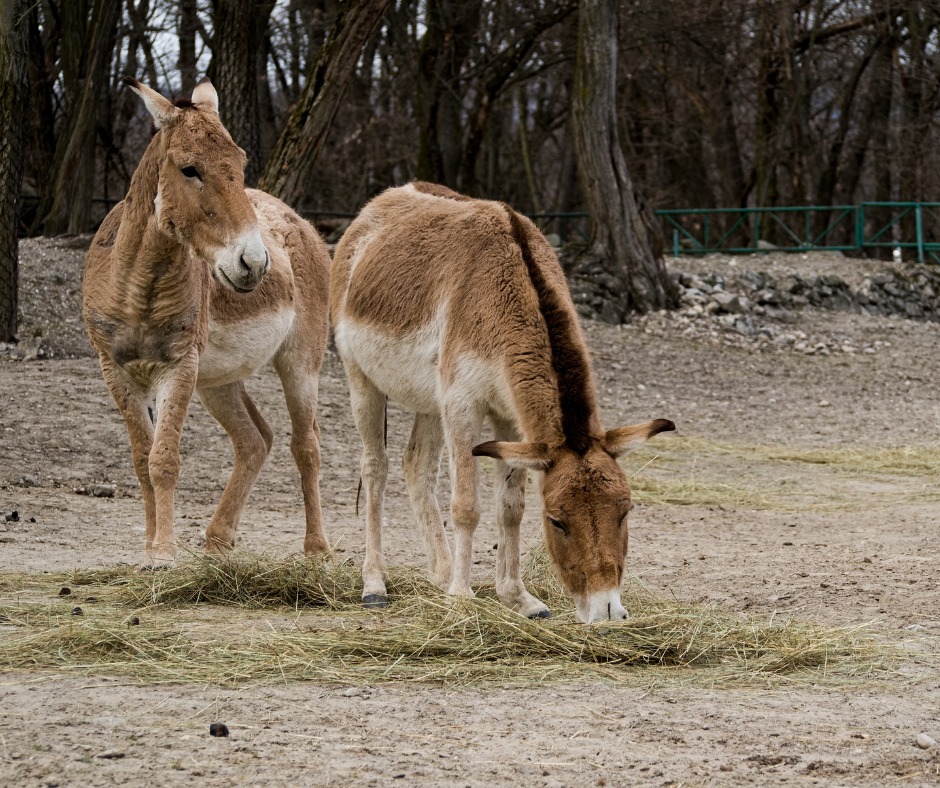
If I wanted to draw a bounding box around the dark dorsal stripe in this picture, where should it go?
[504,206,596,454]
[410,181,473,201]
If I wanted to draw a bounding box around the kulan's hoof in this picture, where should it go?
[139,561,173,572]
[362,594,389,609]
[528,609,552,620]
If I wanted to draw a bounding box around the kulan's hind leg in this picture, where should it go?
[442,401,483,598]
[198,382,272,554]
[345,361,390,607]
[274,354,328,555]
[403,412,452,589]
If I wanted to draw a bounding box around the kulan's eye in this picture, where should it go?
[548,516,569,536]
[181,166,202,181]
[620,503,633,526]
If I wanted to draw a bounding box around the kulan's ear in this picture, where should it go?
[604,418,675,457]
[191,77,219,114]
[472,441,551,470]
[123,76,178,129]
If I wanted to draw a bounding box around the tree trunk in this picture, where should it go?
[208,0,276,186]
[840,37,894,205]
[710,72,748,207]
[897,7,940,203]
[177,0,199,97]
[570,0,676,319]
[0,0,30,342]
[867,34,895,255]
[753,8,783,208]
[32,0,120,236]
[127,0,159,88]
[258,0,391,205]
[814,36,878,239]
[25,1,58,201]
[415,0,480,187]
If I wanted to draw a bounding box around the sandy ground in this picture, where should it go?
[0,238,938,786]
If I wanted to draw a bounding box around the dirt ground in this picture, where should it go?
[0,238,938,786]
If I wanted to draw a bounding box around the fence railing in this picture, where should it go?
[18,197,940,262]
[655,203,940,262]
[532,203,940,262]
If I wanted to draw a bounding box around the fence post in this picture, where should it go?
[855,204,864,254]
[916,203,924,264]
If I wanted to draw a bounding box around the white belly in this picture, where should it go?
[335,313,517,424]
[198,309,295,388]
[335,315,442,414]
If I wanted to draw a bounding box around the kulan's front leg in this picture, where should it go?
[494,461,550,618]
[148,359,198,566]
[99,358,161,564]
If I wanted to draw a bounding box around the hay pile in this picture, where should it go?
[0,551,896,688]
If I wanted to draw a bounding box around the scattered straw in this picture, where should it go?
[0,551,901,689]
[624,437,940,511]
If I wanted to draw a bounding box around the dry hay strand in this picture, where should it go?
[0,551,901,689]
[630,436,940,476]
[624,437,940,511]
[765,443,940,477]
[630,477,783,511]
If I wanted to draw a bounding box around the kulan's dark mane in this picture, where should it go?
[505,208,597,454]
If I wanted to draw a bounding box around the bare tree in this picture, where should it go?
[259,0,391,205]
[0,0,30,341]
[177,0,199,97]
[208,0,276,186]
[31,0,120,235]
[458,0,576,195]
[415,0,481,186]
[570,0,676,317]
[24,1,58,204]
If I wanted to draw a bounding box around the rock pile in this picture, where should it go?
[675,263,940,321]
[565,251,940,354]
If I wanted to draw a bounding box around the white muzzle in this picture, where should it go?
[215,228,269,292]
[574,589,630,623]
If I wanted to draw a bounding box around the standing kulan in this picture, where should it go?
[83,78,330,565]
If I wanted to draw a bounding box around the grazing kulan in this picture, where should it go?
[331,182,674,623]
[83,78,330,566]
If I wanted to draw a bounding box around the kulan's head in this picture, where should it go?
[474,418,674,623]
[124,77,269,292]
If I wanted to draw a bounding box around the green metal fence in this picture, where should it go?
[528,203,940,262]
[657,205,859,256]
[856,202,940,263]
[657,202,940,262]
